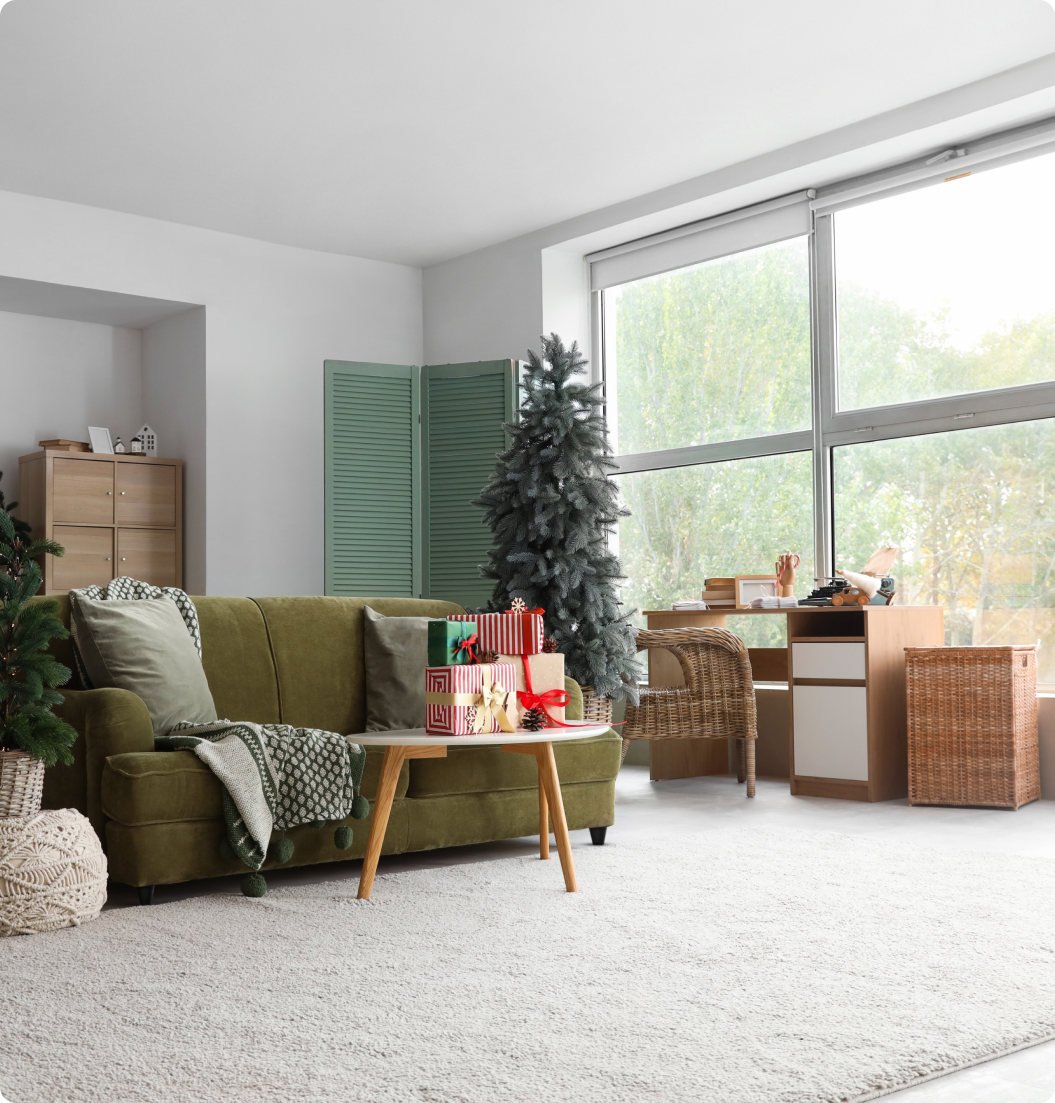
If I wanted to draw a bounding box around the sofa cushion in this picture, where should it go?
[363,605,442,730]
[251,596,463,734]
[194,597,281,724]
[102,744,409,826]
[405,731,621,798]
[69,593,217,736]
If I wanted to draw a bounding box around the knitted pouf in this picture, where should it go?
[0,809,107,936]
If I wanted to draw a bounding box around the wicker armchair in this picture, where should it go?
[622,627,757,797]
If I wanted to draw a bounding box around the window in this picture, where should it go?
[595,121,1055,677]
[604,237,811,456]
[836,153,1055,410]
[617,453,812,646]
[834,421,1055,681]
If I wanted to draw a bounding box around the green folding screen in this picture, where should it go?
[324,361,420,596]
[421,360,519,607]
[324,358,517,602]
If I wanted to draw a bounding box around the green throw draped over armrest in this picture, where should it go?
[48,688,155,838]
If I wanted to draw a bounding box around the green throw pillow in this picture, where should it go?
[363,605,441,731]
[69,593,218,737]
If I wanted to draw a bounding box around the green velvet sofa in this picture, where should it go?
[39,595,619,903]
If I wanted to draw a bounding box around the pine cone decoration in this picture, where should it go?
[542,637,559,653]
[522,707,547,732]
[479,649,500,665]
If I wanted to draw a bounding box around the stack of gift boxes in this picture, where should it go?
[424,609,568,735]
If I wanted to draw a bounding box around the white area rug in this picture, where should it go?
[3,827,1055,1103]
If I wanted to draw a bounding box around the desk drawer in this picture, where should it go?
[792,642,865,681]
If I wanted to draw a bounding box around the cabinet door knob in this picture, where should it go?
[120,491,125,495]
[121,557,126,561]
[107,491,112,495]
[106,557,111,561]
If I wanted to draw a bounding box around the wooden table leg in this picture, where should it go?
[358,743,446,900]
[539,782,550,860]
[536,742,578,892]
[358,745,405,900]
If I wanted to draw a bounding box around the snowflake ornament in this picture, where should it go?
[508,597,528,614]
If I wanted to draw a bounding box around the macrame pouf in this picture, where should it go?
[0,809,107,936]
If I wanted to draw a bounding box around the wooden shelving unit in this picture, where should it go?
[18,450,183,593]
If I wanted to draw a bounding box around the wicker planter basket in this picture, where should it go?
[580,687,614,725]
[0,751,45,819]
[906,645,1040,810]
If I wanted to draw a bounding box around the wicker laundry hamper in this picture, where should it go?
[906,645,1039,809]
[0,809,107,935]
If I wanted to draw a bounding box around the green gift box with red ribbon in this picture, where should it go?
[427,619,479,666]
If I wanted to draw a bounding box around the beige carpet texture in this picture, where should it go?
[3,827,1055,1103]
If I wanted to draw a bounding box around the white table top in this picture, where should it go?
[352,725,612,747]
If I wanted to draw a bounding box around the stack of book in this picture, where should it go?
[701,577,736,608]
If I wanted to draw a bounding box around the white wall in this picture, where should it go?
[0,188,423,596]
[142,307,206,593]
[423,237,541,366]
[0,309,142,491]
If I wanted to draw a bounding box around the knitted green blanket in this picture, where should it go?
[157,720,368,869]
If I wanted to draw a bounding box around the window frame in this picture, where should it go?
[595,115,1055,582]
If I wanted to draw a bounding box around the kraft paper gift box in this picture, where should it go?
[424,662,517,736]
[427,619,478,666]
[448,612,544,656]
[498,653,567,726]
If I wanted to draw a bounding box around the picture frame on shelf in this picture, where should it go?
[734,574,780,609]
[87,426,114,455]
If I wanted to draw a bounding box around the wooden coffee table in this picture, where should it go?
[353,726,611,899]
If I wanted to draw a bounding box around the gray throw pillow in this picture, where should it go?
[363,605,442,731]
[69,593,218,737]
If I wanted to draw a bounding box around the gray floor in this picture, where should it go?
[106,766,1055,1101]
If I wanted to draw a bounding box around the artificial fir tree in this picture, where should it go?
[475,334,641,702]
[0,473,78,766]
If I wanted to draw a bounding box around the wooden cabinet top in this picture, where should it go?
[20,450,181,466]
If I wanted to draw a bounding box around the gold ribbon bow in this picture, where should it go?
[425,666,517,734]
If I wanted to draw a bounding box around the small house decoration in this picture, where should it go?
[129,435,144,454]
[113,436,126,453]
[136,424,157,457]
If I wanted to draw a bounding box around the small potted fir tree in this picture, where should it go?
[0,476,77,816]
[475,334,641,718]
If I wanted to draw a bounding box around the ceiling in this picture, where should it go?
[0,1,1052,268]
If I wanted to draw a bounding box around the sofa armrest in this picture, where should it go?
[48,688,154,838]
[563,677,584,722]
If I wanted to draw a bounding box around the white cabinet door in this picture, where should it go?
[793,685,869,781]
[791,642,866,680]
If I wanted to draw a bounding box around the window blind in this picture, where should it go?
[587,191,813,292]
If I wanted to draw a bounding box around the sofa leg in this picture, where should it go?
[589,827,607,846]
[137,885,155,906]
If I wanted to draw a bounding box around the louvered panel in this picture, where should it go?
[325,362,419,597]
[423,361,517,607]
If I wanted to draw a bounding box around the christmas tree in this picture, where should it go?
[475,334,641,702]
[0,473,77,766]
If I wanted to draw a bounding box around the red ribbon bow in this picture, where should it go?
[455,633,480,663]
[504,607,544,616]
[517,686,570,727]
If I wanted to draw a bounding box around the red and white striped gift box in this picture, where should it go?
[424,662,517,735]
[448,613,544,655]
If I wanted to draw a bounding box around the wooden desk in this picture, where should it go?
[642,606,944,800]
